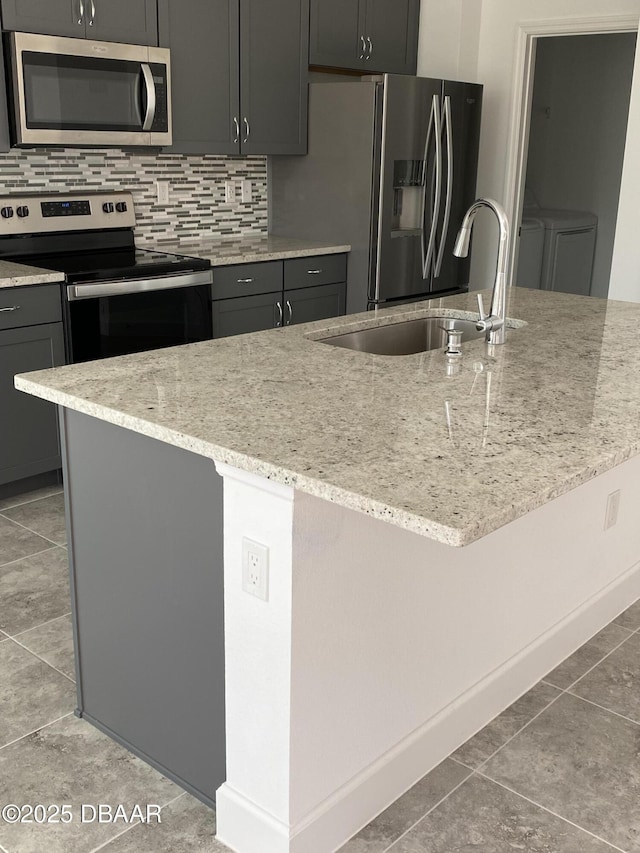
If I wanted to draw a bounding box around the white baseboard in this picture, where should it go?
[216,560,640,853]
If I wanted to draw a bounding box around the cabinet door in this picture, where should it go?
[240,0,309,156]
[309,0,361,69]
[88,0,158,46]
[363,0,419,75]
[0,323,65,487]
[159,0,240,154]
[212,292,282,338]
[286,282,346,326]
[1,0,84,38]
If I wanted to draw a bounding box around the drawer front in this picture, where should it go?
[211,262,283,300]
[0,284,62,332]
[284,253,347,291]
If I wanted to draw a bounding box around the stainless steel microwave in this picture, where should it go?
[8,31,172,147]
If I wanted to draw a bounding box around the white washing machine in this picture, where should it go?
[526,207,598,296]
[516,217,544,289]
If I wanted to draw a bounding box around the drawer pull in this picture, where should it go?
[237,278,255,283]
[0,305,20,312]
[307,269,323,275]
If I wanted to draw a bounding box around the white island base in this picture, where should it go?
[214,458,640,853]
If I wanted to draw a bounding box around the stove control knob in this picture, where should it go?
[16,206,29,218]
[115,202,128,213]
[1,206,14,219]
[102,202,114,214]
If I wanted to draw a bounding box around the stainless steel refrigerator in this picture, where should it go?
[268,74,483,314]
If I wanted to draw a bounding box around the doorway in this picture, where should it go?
[515,32,637,298]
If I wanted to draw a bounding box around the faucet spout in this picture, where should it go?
[453,198,510,345]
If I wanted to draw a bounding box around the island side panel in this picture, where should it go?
[61,408,225,806]
[285,458,640,849]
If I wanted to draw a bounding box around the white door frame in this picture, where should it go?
[503,14,639,285]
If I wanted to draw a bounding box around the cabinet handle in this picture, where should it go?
[233,117,240,144]
[307,269,323,274]
[0,305,20,312]
[275,301,283,327]
[366,37,373,59]
[88,0,96,25]
[359,35,366,60]
[243,117,250,144]
[285,300,293,326]
[77,0,84,24]
[237,278,254,283]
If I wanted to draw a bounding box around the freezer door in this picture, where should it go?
[432,80,483,293]
[373,74,443,303]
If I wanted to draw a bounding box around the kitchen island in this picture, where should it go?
[15,287,640,853]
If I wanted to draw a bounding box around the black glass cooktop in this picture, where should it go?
[12,247,210,284]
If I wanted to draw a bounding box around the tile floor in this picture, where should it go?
[0,484,639,852]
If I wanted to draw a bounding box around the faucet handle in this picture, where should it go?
[477,293,489,322]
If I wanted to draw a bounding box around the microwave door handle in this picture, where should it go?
[141,64,157,132]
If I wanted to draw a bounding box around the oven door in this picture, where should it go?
[66,272,212,363]
[10,31,171,147]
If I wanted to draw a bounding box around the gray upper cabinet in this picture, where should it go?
[239,0,308,155]
[309,0,419,75]
[158,0,239,155]
[159,0,308,156]
[1,0,159,44]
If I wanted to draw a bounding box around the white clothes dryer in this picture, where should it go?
[526,207,597,296]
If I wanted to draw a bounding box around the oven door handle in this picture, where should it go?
[141,64,157,132]
[67,270,212,301]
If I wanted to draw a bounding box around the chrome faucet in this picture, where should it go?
[453,198,510,345]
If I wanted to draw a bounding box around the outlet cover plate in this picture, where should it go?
[242,537,269,601]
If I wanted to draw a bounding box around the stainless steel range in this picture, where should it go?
[0,191,212,362]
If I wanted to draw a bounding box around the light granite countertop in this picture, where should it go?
[0,259,64,289]
[15,287,640,546]
[140,234,351,266]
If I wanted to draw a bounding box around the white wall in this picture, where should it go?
[417,0,640,301]
[525,34,636,298]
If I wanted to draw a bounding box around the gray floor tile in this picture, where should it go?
[0,515,53,567]
[544,623,633,689]
[614,598,640,630]
[0,715,181,853]
[0,483,63,512]
[0,547,70,636]
[97,794,224,853]
[570,631,640,724]
[0,640,75,748]
[389,774,616,852]
[452,681,560,769]
[339,759,470,852]
[0,631,8,642]
[482,693,640,851]
[15,615,75,681]
[2,493,67,546]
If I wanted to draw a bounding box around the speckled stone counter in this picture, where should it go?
[15,287,640,546]
[0,259,64,289]
[141,234,350,265]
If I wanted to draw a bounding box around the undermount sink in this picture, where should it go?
[318,316,484,356]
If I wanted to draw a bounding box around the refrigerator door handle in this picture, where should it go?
[434,95,454,278]
[421,94,442,280]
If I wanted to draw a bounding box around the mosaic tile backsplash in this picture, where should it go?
[0,148,268,244]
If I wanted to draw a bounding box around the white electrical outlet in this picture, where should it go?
[156,180,170,205]
[225,181,235,204]
[242,537,269,601]
[241,179,253,204]
[604,489,621,530]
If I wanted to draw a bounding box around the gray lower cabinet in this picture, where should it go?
[0,285,65,486]
[1,0,159,45]
[159,0,308,156]
[61,408,225,806]
[211,254,347,338]
[309,0,419,74]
